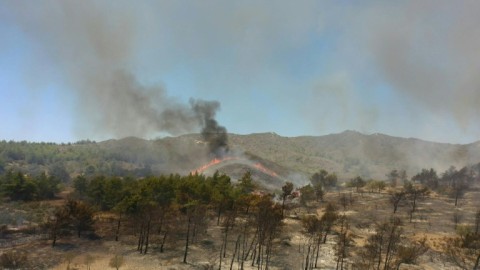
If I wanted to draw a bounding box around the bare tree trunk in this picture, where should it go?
[301,244,305,270]
[183,217,191,263]
[157,209,165,235]
[217,206,222,226]
[245,228,258,261]
[315,233,322,267]
[474,252,480,270]
[223,225,230,258]
[304,244,311,270]
[160,231,168,253]
[51,220,59,247]
[475,210,480,235]
[52,232,57,247]
[412,193,417,213]
[265,240,271,270]
[240,224,249,270]
[115,213,121,241]
[323,229,328,244]
[157,210,166,252]
[251,244,257,267]
[219,241,223,270]
[137,222,144,253]
[383,225,397,270]
[376,242,383,270]
[257,243,262,270]
[230,235,241,270]
[144,218,151,254]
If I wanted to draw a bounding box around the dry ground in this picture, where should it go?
[2,185,480,269]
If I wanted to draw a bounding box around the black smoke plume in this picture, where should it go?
[191,100,229,158]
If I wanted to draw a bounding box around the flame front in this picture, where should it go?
[253,163,278,177]
[191,157,279,178]
[191,157,237,174]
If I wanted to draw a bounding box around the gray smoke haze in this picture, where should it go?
[1,0,322,137]
[349,1,480,130]
[3,0,229,154]
[2,1,480,145]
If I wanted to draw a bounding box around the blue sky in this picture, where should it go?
[1,1,480,144]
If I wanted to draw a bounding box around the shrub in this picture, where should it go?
[0,249,28,269]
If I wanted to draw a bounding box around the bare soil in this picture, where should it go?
[2,186,480,269]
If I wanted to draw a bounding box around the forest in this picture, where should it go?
[1,159,480,269]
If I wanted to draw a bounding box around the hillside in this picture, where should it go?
[228,131,480,179]
[1,131,479,182]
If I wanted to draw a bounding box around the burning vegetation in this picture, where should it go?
[191,155,280,180]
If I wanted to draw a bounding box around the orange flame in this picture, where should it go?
[253,163,278,177]
[191,156,237,174]
[191,157,279,178]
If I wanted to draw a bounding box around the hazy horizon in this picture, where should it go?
[2,129,479,146]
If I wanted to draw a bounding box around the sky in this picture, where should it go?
[1,1,480,144]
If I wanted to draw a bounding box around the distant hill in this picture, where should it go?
[228,131,480,180]
[1,131,479,183]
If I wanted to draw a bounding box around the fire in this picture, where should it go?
[191,156,279,178]
[253,163,278,177]
[191,156,237,174]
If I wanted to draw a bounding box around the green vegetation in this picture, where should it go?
[0,171,60,201]
[63,171,284,266]
[2,132,480,182]
[45,199,96,247]
[0,138,173,179]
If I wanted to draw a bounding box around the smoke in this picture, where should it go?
[349,1,480,130]
[191,100,229,157]
[2,0,229,153]
[3,1,480,144]
[300,1,480,142]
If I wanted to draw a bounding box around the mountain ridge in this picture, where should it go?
[1,130,479,182]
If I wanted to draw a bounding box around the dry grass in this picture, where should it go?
[2,185,480,269]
